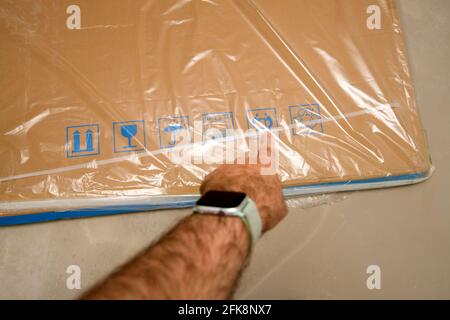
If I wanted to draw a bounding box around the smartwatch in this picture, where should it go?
[193,190,262,247]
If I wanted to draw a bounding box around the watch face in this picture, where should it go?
[196,191,246,208]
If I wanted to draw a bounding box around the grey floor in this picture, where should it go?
[1,0,449,299]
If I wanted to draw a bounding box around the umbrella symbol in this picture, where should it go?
[163,123,185,146]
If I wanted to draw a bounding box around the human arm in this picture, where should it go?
[82,164,287,300]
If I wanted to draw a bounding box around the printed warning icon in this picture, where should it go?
[66,124,100,158]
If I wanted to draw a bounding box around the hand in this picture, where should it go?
[199,164,288,233]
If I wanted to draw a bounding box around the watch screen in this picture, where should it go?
[196,191,246,208]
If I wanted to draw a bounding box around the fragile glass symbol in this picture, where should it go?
[120,124,138,148]
[73,129,94,153]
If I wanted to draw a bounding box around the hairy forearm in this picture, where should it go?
[83,214,250,300]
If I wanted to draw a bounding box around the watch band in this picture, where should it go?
[193,193,262,248]
[234,197,262,247]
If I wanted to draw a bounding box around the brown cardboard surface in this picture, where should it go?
[0,0,431,216]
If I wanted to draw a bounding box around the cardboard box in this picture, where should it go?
[0,0,431,223]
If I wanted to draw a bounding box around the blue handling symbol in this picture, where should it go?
[164,123,184,146]
[85,129,93,151]
[73,129,94,153]
[297,108,319,130]
[120,124,138,148]
[253,112,273,129]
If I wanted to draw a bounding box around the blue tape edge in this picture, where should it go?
[0,172,428,226]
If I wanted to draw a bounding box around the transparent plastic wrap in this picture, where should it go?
[0,0,432,225]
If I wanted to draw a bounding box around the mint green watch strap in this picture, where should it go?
[236,198,262,247]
